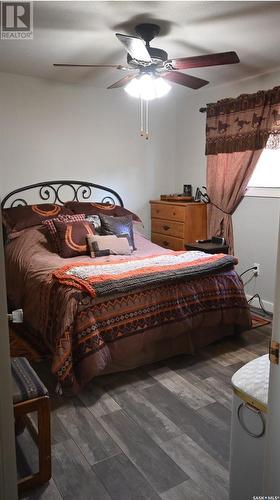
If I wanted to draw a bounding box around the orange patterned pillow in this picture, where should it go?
[53,219,95,257]
[2,204,72,236]
[43,214,86,252]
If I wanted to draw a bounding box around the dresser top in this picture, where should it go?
[150,200,205,207]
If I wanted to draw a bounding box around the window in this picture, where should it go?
[246,148,280,197]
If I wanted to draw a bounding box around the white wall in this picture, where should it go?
[175,69,280,309]
[0,72,176,234]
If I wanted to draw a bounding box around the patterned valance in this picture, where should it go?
[206,86,280,155]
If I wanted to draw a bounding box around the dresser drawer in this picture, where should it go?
[151,232,184,251]
[151,219,184,239]
[151,203,185,222]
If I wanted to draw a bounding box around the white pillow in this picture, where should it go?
[87,234,132,257]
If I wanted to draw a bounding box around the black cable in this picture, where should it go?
[237,269,271,317]
[199,187,232,215]
[198,186,271,319]
[239,266,257,278]
[247,293,272,317]
[199,187,271,318]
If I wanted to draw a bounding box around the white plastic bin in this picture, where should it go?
[229,354,269,500]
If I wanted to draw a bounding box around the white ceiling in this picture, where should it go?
[1,1,280,92]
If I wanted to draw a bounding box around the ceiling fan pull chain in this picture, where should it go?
[145,100,149,140]
[140,97,144,137]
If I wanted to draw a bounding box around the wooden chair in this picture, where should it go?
[11,357,51,493]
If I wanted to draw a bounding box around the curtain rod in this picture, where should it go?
[199,107,207,113]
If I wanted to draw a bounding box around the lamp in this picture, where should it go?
[124,73,171,140]
[124,74,171,100]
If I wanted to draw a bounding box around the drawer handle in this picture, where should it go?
[163,225,170,231]
[173,212,176,216]
[163,240,169,246]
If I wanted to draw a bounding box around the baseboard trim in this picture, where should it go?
[246,294,274,314]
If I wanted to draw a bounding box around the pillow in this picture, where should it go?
[133,220,145,235]
[53,219,95,258]
[65,201,141,222]
[43,214,85,252]
[87,234,132,257]
[2,204,72,237]
[85,214,102,231]
[99,214,136,251]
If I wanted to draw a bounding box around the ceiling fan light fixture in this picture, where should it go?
[124,76,142,99]
[124,74,171,101]
[154,77,171,98]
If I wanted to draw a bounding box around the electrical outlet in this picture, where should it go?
[254,262,260,277]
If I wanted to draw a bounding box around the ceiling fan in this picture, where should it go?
[54,22,240,93]
[54,23,239,138]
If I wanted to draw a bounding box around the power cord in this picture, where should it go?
[197,186,232,215]
[238,268,272,317]
[239,266,258,278]
[198,187,271,318]
[247,293,272,317]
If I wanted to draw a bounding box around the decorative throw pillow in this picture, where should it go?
[53,219,95,258]
[85,214,102,232]
[2,204,72,237]
[87,234,132,257]
[99,214,136,250]
[43,214,85,252]
[65,201,141,222]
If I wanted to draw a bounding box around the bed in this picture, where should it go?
[3,180,251,392]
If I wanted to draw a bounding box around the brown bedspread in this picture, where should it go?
[5,226,251,391]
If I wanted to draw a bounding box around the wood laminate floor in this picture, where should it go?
[17,324,270,500]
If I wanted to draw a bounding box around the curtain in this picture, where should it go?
[206,86,280,254]
[207,150,261,255]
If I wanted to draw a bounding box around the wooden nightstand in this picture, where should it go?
[185,241,229,254]
[150,200,207,251]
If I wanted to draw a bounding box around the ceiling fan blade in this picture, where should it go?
[53,63,126,69]
[165,51,240,70]
[107,74,135,89]
[163,71,209,90]
[116,33,151,63]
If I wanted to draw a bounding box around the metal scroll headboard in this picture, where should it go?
[1,180,124,209]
